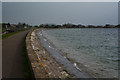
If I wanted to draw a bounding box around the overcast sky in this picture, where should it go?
[2,2,118,26]
[2,0,120,2]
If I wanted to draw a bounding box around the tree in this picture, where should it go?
[56,25,62,28]
[104,24,111,28]
[34,25,39,27]
[115,24,120,28]
[87,25,95,28]
[7,23,11,27]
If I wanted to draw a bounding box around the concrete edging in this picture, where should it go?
[25,30,49,78]
[25,31,36,78]
[25,29,71,78]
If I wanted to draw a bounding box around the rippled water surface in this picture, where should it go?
[40,28,119,78]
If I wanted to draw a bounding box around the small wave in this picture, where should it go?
[44,39,47,41]
[74,63,82,71]
[49,46,51,48]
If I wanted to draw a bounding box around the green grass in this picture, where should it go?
[22,33,33,78]
[2,30,25,39]
[2,27,39,40]
[0,35,1,40]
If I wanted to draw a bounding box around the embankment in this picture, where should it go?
[26,29,71,78]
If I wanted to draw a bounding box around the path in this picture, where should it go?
[2,31,29,78]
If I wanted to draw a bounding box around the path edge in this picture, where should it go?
[25,30,36,79]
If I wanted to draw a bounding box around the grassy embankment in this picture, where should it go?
[2,27,38,39]
[2,30,25,39]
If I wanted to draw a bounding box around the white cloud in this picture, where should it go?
[2,0,120,2]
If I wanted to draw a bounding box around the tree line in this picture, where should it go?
[1,22,120,34]
[38,23,120,28]
[2,22,33,33]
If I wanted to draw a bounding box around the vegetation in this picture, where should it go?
[38,23,120,28]
[1,22,37,39]
[1,22,120,40]
[2,30,25,39]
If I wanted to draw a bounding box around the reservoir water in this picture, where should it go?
[39,28,119,78]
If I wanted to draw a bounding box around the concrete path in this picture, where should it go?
[2,31,29,78]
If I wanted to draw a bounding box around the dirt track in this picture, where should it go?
[2,31,29,78]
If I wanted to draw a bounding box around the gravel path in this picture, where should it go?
[2,31,29,78]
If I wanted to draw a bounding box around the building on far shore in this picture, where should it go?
[24,26,27,29]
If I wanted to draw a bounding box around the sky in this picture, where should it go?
[1,0,120,2]
[2,2,118,26]
[118,2,120,24]
[0,2,1,23]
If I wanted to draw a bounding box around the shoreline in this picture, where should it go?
[37,28,118,78]
[36,29,91,78]
[26,28,118,79]
[28,29,72,78]
[38,29,95,77]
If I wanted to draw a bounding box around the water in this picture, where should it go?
[40,28,119,78]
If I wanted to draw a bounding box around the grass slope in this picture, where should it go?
[2,30,25,39]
